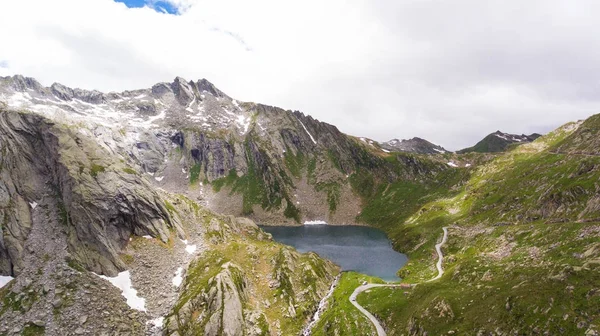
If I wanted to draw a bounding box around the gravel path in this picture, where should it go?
[426,227,448,282]
[349,227,448,336]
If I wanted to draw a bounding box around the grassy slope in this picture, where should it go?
[312,272,385,336]
[359,222,600,334]
[352,118,600,334]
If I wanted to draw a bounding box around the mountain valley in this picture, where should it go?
[0,74,598,336]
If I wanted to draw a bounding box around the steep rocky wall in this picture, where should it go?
[0,108,182,276]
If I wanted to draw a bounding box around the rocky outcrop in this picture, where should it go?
[552,115,600,155]
[165,212,338,336]
[166,256,251,336]
[203,263,246,336]
[165,261,248,336]
[0,108,182,277]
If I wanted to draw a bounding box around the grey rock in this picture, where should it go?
[32,320,45,327]
[52,298,63,308]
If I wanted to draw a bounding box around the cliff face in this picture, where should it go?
[0,109,185,276]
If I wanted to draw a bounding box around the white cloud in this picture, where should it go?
[1,0,599,149]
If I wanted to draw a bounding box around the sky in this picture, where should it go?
[1,0,599,150]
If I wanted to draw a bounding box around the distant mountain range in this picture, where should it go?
[380,137,450,154]
[458,130,542,153]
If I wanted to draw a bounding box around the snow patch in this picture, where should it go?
[304,220,327,225]
[0,276,14,289]
[144,110,166,126]
[180,239,197,254]
[154,176,164,182]
[172,267,183,287]
[433,148,444,153]
[29,202,38,209]
[382,148,390,153]
[447,162,458,167]
[465,163,472,167]
[147,316,165,329]
[297,118,317,144]
[142,235,153,239]
[185,244,197,254]
[236,115,250,134]
[97,271,146,311]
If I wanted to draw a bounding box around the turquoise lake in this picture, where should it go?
[261,225,408,281]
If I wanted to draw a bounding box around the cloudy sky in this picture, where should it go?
[1,0,599,149]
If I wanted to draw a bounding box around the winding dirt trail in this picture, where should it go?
[349,227,448,336]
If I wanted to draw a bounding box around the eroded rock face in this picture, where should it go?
[167,262,248,336]
[165,214,338,336]
[204,263,246,336]
[0,108,182,276]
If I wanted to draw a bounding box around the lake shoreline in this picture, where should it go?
[261,225,408,282]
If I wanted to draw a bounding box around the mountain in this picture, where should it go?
[0,74,454,335]
[458,130,542,153]
[381,137,449,154]
[0,75,452,227]
[0,77,341,335]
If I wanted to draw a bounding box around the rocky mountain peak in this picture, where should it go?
[2,74,43,92]
[169,77,228,105]
[459,130,543,153]
[171,76,195,106]
[50,82,74,101]
[381,137,448,154]
[196,78,227,98]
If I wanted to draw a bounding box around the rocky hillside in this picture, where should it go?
[0,106,338,335]
[381,137,449,154]
[458,130,541,153]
